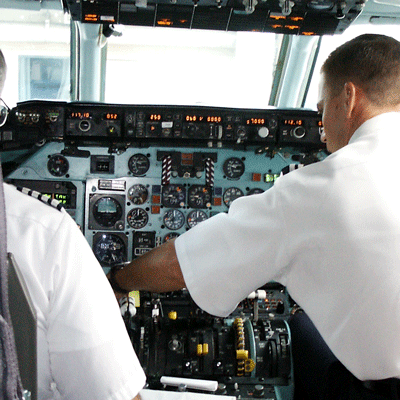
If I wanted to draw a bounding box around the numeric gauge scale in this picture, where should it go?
[127,208,149,229]
[92,233,128,266]
[163,209,185,230]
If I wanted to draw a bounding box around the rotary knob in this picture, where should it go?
[292,126,306,139]
[258,126,269,138]
[253,384,265,398]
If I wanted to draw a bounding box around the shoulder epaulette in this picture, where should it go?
[16,186,64,211]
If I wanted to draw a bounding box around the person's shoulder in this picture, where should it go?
[4,183,68,230]
[10,184,64,212]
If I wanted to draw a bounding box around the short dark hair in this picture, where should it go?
[321,34,400,106]
[0,50,6,95]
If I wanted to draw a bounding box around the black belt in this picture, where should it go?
[362,378,400,399]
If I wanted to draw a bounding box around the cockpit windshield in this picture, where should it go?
[1,1,400,110]
[105,27,281,108]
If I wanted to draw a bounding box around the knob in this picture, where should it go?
[258,127,269,138]
[254,384,265,398]
[168,339,181,351]
[168,311,177,320]
[115,220,124,231]
[79,119,91,132]
[17,113,26,123]
[30,113,40,123]
[217,383,227,395]
[177,384,187,392]
[292,126,306,139]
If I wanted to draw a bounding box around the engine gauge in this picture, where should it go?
[187,210,208,228]
[127,208,149,229]
[188,185,212,209]
[47,154,69,177]
[128,154,150,176]
[92,196,123,228]
[223,187,244,207]
[128,184,148,205]
[223,157,245,180]
[163,209,185,230]
[162,184,186,208]
[93,233,127,266]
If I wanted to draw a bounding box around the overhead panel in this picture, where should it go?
[63,0,368,35]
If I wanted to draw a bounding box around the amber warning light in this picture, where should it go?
[84,14,99,22]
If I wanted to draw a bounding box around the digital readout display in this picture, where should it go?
[43,193,71,206]
[185,115,222,123]
[103,113,120,121]
[149,114,162,121]
[246,118,266,125]
[69,111,91,119]
[282,119,303,126]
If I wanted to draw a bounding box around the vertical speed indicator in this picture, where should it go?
[128,154,150,176]
[223,157,245,180]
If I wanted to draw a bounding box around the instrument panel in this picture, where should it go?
[3,101,326,399]
[6,142,324,268]
[0,101,324,150]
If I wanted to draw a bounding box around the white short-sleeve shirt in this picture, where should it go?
[5,183,146,400]
[176,112,400,381]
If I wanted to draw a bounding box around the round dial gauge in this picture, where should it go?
[223,187,244,207]
[128,154,150,176]
[223,157,245,179]
[128,184,148,205]
[162,184,186,208]
[47,154,69,177]
[187,210,208,228]
[163,209,185,230]
[127,208,149,229]
[188,185,212,209]
[93,233,126,266]
[93,196,123,227]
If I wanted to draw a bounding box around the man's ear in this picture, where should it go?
[343,82,357,118]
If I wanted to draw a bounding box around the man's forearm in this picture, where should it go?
[115,238,186,293]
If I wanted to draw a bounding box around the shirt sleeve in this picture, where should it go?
[175,185,290,318]
[45,213,146,399]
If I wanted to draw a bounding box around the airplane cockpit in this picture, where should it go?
[1,0,400,399]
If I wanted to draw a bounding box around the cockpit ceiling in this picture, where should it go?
[62,0,367,35]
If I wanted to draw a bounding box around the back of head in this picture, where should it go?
[321,34,400,107]
[0,50,6,96]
